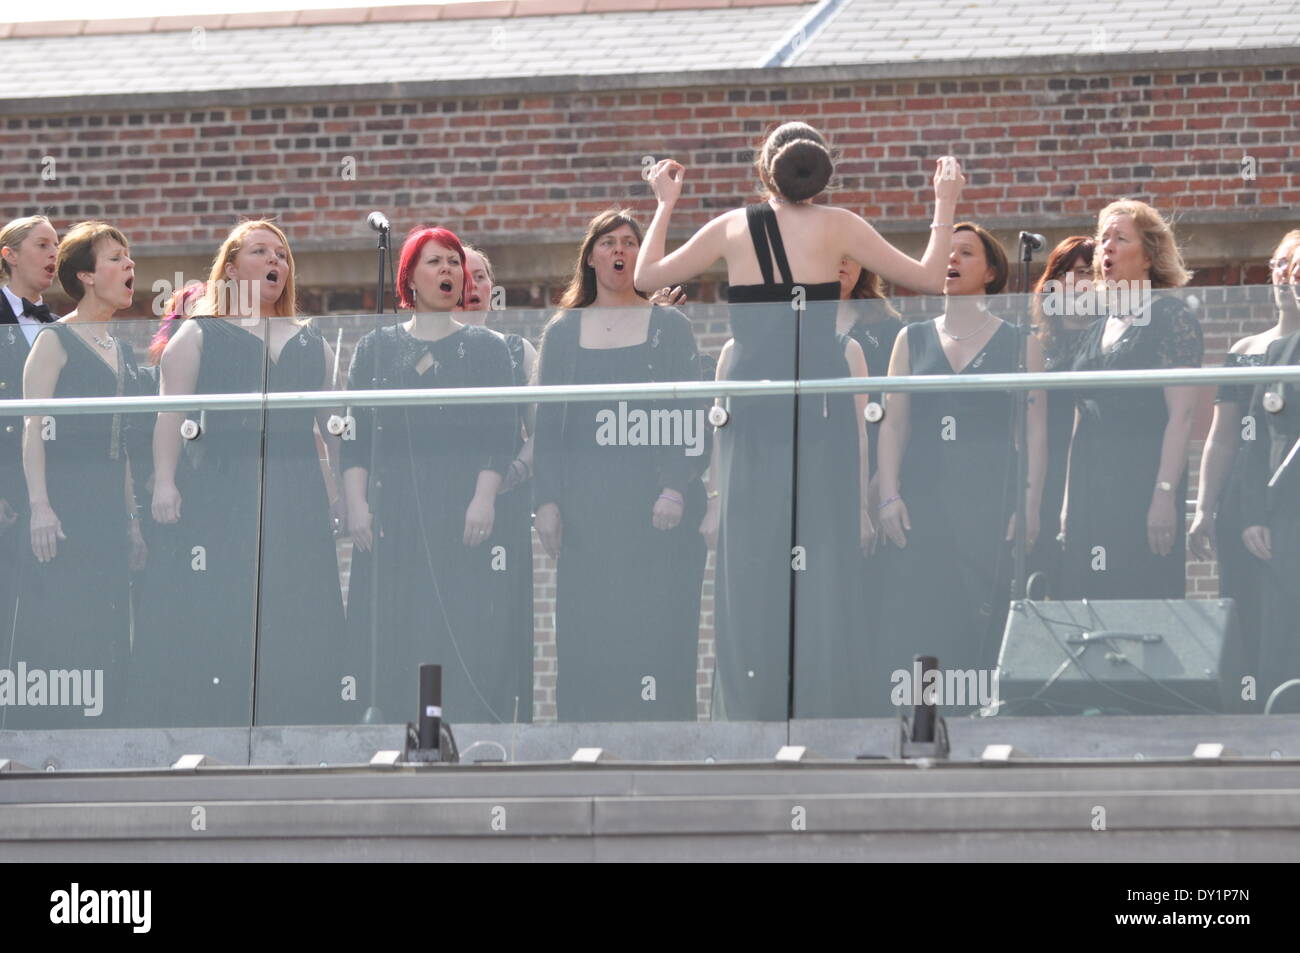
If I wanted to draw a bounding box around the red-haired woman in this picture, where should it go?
[6,221,146,728]
[342,226,520,724]
[636,122,963,719]
[137,220,347,728]
[1027,236,1096,597]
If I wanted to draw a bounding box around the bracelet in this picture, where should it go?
[930,222,954,229]
[658,492,684,506]
[877,495,901,512]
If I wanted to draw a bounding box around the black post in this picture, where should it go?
[361,232,390,724]
[418,663,443,752]
[911,655,939,742]
[1010,233,1039,601]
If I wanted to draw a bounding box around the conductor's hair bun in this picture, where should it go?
[769,139,832,202]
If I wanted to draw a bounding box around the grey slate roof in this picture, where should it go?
[6,6,804,99]
[4,1,1299,101]
[794,0,1300,65]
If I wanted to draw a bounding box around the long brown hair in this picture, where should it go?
[1032,236,1096,353]
[846,265,900,319]
[557,208,646,310]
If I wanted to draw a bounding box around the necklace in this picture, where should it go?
[90,331,115,350]
[938,312,994,342]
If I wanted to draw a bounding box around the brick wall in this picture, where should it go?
[5,66,1298,254]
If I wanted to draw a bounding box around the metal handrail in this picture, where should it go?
[1,364,1299,416]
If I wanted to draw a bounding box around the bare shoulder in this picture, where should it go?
[1230,330,1273,355]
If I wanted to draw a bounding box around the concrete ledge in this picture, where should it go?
[6,714,1300,770]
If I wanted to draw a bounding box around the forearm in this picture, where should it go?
[635,201,675,291]
[475,468,503,500]
[1156,398,1197,490]
[855,394,870,510]
[153,411,185,489]
[1195,409,1237,515]
[342,466,369,511]
[22,418,50,506]
[918,198,958,284]
[876,416,907,500]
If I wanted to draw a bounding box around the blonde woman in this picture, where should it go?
[0,215,60,651]
[137,219,348,727]
[1060,200,1202,600]
[7,222,145,728]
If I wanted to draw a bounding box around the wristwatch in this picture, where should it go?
[1155,481,1174,492]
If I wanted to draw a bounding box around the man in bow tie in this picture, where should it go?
[0,215,61,638]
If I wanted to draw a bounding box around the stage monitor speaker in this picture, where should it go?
[995,599,1245,716]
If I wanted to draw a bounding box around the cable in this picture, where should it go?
[1023,600,1216,714]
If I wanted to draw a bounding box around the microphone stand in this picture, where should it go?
[1009,233,1039,602]
[362,224,393,724]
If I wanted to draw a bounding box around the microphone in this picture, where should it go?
[366,211,390,233]
[1018,231,1046,252]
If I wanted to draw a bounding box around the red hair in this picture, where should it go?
[396,226,470,310]
[148,282,207,365]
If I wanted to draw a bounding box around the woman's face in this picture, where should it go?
[84,237,135,311]
[409,240,464,312]
[838,256,863,301]
[1097,214,1151,284]
[1065,250,1093,303]
[587,224,639,294]
[462,250,493,312]
[224,228,290,310]
[944,230,993,297]
[3,220,58,297]
[1271,239,1300,311]
[1271,240,1300,286]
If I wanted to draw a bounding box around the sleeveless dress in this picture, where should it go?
[713,204,865,720]
[133,317,263,726]
[532,308,708,721]
[254,321,349,725]
[870,319,1018,715]
[4,323,143,729]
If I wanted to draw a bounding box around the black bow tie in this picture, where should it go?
[21,299,53,323]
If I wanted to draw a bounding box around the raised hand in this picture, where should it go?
[647,159,685,207]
